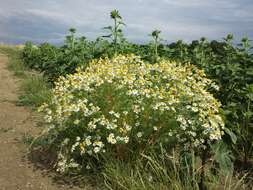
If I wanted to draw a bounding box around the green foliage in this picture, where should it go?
[152,34,253,168]
[23,30,92,82]
[149,30,162,63]
[0,45,27,77]
[36,54,227,190]
[20,9,253,188]
[211,141,234,175]
[102,147,248,190]
[103,149,199,190]
[103,9,126,55]
[165,35,253,165]
[0,45,52,110]
[18,75,52,108]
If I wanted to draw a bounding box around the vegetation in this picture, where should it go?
[18,75,51,107]
[0,45,52,109]
[15,9,253,189]
[103,9,126,55]
[38,54,223,170]
[0,45,27,77]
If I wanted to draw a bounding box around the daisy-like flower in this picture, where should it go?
[74,119,80,125]
[107,133,117,144]
[137,132,143,138]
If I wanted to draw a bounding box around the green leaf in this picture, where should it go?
[224,127,237,144]
[212,141,234,175]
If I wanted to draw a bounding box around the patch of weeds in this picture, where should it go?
[17,74,52,108]
[22,133,34,145]
[0,46,27,77]
[0,46,52,109]
[8,57,27,78]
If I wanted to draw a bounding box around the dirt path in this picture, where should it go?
[0,54,83,190]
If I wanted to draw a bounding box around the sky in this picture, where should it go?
[0,0,253,44]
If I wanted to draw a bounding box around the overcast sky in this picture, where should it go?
[0,0,253,44]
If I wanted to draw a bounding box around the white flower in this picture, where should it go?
[107,133,117,144]
[85,138,92,146]
[47,109,52,114]
[71,142,79,152]
[62,138,70,145]
[135,122,140,127]
[125,124,132,131]
[124,136,129,143]
[123,111,128,115]
[181,125,186,130]
[114,113,120,118]
[94,147,100,153]
[68,159,79,168]
[186,105,191,109]
[93,141,104,147]
[109,110,115,115]
[74,119,80,125]
[133,105,141,113]
[88,121,96,130]
[148,175,153,182]
[192,107,198,112]
[137,132,143,138]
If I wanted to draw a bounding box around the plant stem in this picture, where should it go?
[114,18,117,55]
[200,146,207,190]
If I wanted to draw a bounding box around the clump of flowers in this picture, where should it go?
[39,54,224,172]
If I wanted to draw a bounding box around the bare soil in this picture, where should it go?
[0,54,84,190]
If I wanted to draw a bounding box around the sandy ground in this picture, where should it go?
[0,54,83,190]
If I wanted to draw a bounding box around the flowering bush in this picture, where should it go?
[39,54,224,172]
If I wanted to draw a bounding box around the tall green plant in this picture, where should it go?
[103,9,126,55]
[149,30,162,62]
[65,28,77,49]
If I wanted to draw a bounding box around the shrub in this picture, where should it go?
[38,54,224,173]
[165,36,253,165]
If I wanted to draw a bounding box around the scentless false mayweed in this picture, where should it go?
[39,54,224,171]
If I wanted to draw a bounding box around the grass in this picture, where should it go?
[17,75,52,107]
[102,150,250,190]
[0,45,52,109]
[102,149,198,190]
[0,45,27,77]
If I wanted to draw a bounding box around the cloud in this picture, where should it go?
[0,0,252,44]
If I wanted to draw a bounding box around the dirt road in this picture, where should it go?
[0,54,82,190]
